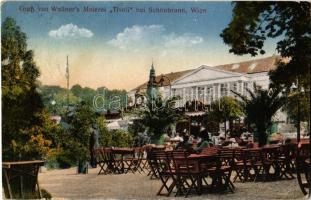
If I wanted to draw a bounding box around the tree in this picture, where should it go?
[208,96,243,136]
[40,85,79,115]
[2,17,51,161]
[66,102,96,164]
[96,116,112,147]
[232,85,286,146]
[139,96,184,143]
[221,1,311,139]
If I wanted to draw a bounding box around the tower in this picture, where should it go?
[146,62,159,100]
[147,61,156,88]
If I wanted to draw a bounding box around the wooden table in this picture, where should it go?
[188,153,218,194]
[2,160,44,199]
[112,148,134,173]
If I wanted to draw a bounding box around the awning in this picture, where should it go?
[185,111,206,117]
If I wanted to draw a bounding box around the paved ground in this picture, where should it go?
[39,167,307,199]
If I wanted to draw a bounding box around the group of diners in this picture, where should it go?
[156,127,255,154]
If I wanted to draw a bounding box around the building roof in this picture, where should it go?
[215,55,281,74]
[131,69,195,92]
[130,55,281,92]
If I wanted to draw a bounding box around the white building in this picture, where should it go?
[128,55,280,109]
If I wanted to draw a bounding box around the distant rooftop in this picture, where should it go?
[216,55,281,74]
[131,69,195,92]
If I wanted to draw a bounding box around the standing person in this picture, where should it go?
[89,123,99,168]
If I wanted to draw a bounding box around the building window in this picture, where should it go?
[239,81,242,93]
[220,83,227,97]
[206,85,213,104]
[214,84,219,99]
[172,89,176,97]
[198,87,204,101]
[185,87,191,101]
[230,82,238,95]
[191,87,196,100]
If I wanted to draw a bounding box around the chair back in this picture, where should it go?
[218,148,236,167]
[94,148,104,163]
[153,150,171,175]
[172,150,200,173]
[201,147,218,155]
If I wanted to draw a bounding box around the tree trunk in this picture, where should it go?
[258,129,267,147]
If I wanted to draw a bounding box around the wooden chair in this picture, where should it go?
[217,148,236,192]
[128,147,145,173]
[123,152,136,174]
[171,150,203,197]
[146,148,159,179]
[233,148,252,182]
[94,148,108,175]
[104,147,122,174]
[278,143,297,179]
[261,146,280,180]
[153,150,176,196]
[247,148,270,182]
[296,143,310,195]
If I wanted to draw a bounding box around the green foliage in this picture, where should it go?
[221,2,311,128]
[39,84,128,116]
[283,91,310,124]
[1,17,51,161]
[233,85,286,146]
[208,96,243,123]
[221,2,310,58]
[96,116,112,147]
[111,129,133,148]
[139,96,184,142]
[66,102,95,162]
[39,85,80,115]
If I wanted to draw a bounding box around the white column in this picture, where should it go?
[213,84,217,100]
[241,81,244,95]
[204,86,207,104]
[195,87,198,101]
[218,84,221,99]
[182,88,186,105]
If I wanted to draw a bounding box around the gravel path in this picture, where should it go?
[39,167,307,199]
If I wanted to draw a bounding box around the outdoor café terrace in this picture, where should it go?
[36,138,310,199]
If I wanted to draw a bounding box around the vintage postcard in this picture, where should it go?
[1,1,310,199]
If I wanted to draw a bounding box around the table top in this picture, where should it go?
[188,153,217,159]
[3,160,44,169]
[112,148,134,154]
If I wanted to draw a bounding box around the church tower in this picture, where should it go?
[146,62,159,100]
[147,62,156,88]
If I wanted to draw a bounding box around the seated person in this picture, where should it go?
[175,135,193,153]
[235,137,248,146]
[193,130,212,153]
[173,133,184,142]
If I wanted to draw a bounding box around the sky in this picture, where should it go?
[1,1,279,91]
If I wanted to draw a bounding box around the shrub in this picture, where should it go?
[111,130,133,147]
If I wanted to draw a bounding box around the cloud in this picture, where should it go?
[108,24,203,51]
[108,25,165,50]
[164,33,204,48]
[49,23,93,38]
